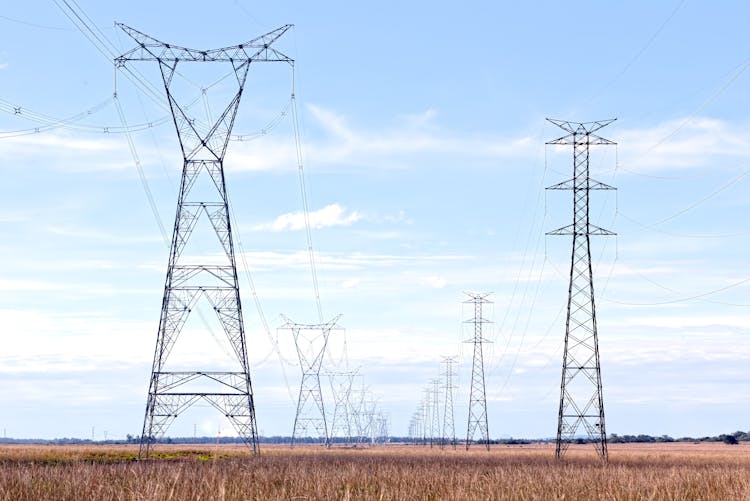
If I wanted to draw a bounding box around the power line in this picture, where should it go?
[620,166,750,229]
[291,68,324,324]
[585,0,686,104]
[0,13,73,31]
[605,276,750,307]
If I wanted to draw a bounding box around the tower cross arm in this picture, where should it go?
[546,178,616,190]
[546,118,616,135]
[546,223,615,236]
[545,118,617,146]
[114,23,294,65]
[279,314,344,331]
[546,134,616,146]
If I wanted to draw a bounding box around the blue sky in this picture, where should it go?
[0,1,749,441]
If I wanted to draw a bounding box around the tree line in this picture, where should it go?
[0,431,748,445]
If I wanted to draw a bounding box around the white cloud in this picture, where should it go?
[251,203,362,232]
[340,278,360,289]
[422,275,448,289]
[0,279,67,292]
[399,108,439,128]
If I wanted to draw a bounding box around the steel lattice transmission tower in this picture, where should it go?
[430,378,441,449]
[115,24,293,459]
[327,371,356,445]
[441,356,457,449]
[280,314,342,446]
[546,118,617,462]
[464,292,492,450]
[423,386,432,446]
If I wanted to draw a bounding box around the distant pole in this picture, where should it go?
[546,118,616,462]
[464,292,492,451]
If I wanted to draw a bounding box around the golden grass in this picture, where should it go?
[0,442,748,500]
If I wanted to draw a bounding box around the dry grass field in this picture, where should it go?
[0,442,748,500]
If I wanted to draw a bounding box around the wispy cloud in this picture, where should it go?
[225,103,539,172]
[421,275,448,289]
[0,130,134,172]
[304,103,536,167]
[240,250,470,272]
[617,117,750,172]
[250,203,361,232]
[45,225,163,244]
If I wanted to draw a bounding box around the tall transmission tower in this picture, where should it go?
[441,356,457,449]
[546,118,616,462]
[280,314,342,446]
[115,24,293,459]
[464,292,492,450]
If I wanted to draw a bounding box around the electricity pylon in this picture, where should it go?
[327,371,356,445]
[430,378,441,449]
[546,118,616,462]
[413,404,425,445]
[423,386,432,446]
[280,314,342,446]
[441,356,457,449]
[464,292,492,450]
[115,24,293,459]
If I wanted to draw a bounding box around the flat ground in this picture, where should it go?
[0,442,748,500]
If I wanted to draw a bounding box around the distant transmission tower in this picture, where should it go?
[441,356,457,449]
[546,118,616,462]
[430,378,441,449]
[327,371,355,445]
[464,292,492,450]
[280,314,342,446]
[115,24,293,459]
[423,386,432,446]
